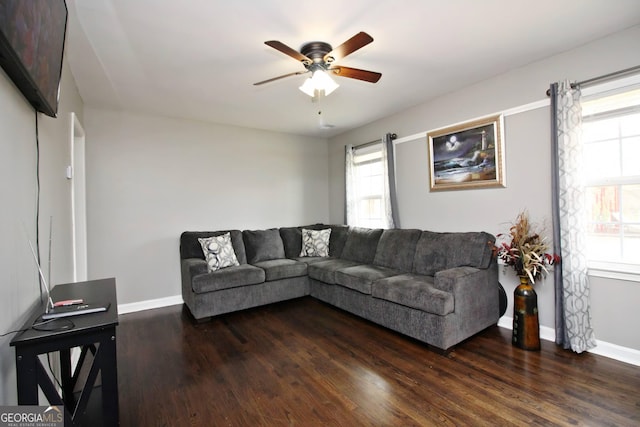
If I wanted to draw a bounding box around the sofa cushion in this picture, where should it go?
[413,231,495,276]
[443,232,495,270]
[198,233,240,272]
[180,230,247,264]
[412,231,447,276]
[307,258,360,285]
[251,259,308,282]
[300,228,331,257]
[335,264,402,295]
[372,274,454,316]
[291,256,329,265]
[373,229,422,272]
[243,229,286,264]
[279,227,304,259]
[327,225,349,258]
[340,227,383,264]
[191,264,265,294]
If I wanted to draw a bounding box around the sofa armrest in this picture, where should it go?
[182,258,208,280]
[434,265,499,319]
[181,258,208,311]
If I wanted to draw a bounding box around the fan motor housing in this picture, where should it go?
[301,41,332,63]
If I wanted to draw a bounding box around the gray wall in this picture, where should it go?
[0,59,84,404]
[328,25,640,351]
[83,108,330,305]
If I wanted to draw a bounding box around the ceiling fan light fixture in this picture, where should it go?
[299,69,339,97]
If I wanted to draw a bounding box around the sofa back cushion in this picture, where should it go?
[180,230,247,264]
[243,228,286,264]
[413,231,495,276]
[373,229,422,272]
[280,227,304,259]
[444,231,495,269]
[340,227,383,264]
[280,224,350,259]
[326,225,349,258]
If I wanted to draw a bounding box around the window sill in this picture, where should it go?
[588,262,640,283]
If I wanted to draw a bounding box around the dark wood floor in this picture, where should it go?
[116,297,639,426]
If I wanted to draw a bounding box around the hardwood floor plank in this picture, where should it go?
[457,333,640,425]
[117,297,640,426]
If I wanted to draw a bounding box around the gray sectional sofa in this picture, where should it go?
[180,224,499,351]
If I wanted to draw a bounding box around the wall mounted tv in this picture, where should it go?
[0,0,68,118]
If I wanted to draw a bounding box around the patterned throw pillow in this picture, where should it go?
[198,233,240,272]
[299,228,331,257]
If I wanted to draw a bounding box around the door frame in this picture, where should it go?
[69,112,87,282]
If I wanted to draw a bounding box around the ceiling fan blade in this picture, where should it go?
[329,66,381,83]
[253,70,308,86]
[324,32,373,63]
[264,40,312,64]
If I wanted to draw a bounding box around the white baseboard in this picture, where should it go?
[588,340,640,367]
[498,316,640,366]
[117,294,183,315]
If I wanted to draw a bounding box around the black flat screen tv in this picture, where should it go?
[0,0,68,118]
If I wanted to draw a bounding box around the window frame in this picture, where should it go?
[350,144,386,229]
[581,75,640,282]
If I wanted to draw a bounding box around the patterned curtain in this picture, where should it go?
[550,80,597,353]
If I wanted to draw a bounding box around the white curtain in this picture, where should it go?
[551,80,597,353]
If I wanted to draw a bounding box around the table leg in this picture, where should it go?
[100,329,119,426]
[15,350,38,404]
[60,348,75,408]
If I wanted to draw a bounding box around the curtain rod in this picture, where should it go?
[354,133,397,150]
[546,65,640,96]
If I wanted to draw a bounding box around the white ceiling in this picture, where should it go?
[66,0,640,138]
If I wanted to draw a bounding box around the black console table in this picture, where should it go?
[10,278,119,426]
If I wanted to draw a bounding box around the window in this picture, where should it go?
[582,86,640,275]
[351,146,385,228]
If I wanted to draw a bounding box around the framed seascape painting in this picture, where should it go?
[427,114,505,191]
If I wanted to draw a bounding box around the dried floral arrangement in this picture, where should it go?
[496,211,560,284]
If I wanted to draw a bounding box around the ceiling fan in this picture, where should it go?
[254,32,381,97]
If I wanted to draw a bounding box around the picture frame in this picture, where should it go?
[427,114,505,191]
